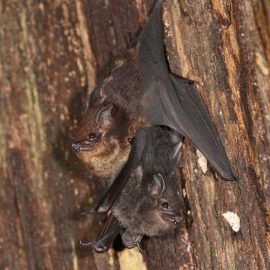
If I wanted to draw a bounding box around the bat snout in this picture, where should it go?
[170,215,182,226]
[71,133,102,153]
[71,141,96,153]
[161,209,183,227]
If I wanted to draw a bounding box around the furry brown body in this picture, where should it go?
[73,56,149,180]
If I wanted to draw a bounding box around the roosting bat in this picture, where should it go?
[112,127,184,246]
[72,0,234,185]
[81,126,184,252]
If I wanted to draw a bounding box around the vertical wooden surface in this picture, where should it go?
[0,0,270,270]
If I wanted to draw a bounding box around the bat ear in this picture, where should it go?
[148,173,166,196]
[95,104,113,130]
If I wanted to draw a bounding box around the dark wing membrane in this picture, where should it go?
[145,74,234,180]
[90,214,121,253]
[136,0,233,179]
[137,0,168,77]
[95,128,147,214]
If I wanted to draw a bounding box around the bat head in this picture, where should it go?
[71,94,131,178]
[113,127,185,237]
[70,58,142,179]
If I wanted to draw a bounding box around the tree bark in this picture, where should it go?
[0,0,270,270]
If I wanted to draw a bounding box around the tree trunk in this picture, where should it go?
[1,0,270,270]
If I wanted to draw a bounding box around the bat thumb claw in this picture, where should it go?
[80,207,97,216]
[95,204,110,214]
[79,240,94,247]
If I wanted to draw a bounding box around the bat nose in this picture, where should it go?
[161,209,183,226]
[72,142,81,153]
[71,138,98,152]
[172,216,181,225]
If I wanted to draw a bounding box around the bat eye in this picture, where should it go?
[88,133,97,139]
[86,132,102,142]
[128,137,134,145]
[161,202,169,209]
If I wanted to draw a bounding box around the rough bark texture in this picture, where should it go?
[0,0,270,270]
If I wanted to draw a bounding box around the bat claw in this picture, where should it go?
[80,208,96,216]
[79,240,94,247]
[94,203,110,214]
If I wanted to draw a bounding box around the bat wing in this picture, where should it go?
[137,0,234,179]
[95,128,147,214]
[85,213,121,253]
[143,74,234,180]
[137,0,168,77]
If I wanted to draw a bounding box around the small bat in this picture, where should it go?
[111,127,184,243]
[71,0,234,185]
[82,126,184,252]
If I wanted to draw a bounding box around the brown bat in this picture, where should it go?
[71,0,234,185]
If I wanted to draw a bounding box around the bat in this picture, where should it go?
[111,127,184,243]
[82,126,184,252]
[71,0,235,186]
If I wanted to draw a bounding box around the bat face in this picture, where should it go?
[113,166,184,237]
[72,96,132,178]
[139,170,183,236]
[111,127,184,238]
[71,58,146,178]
